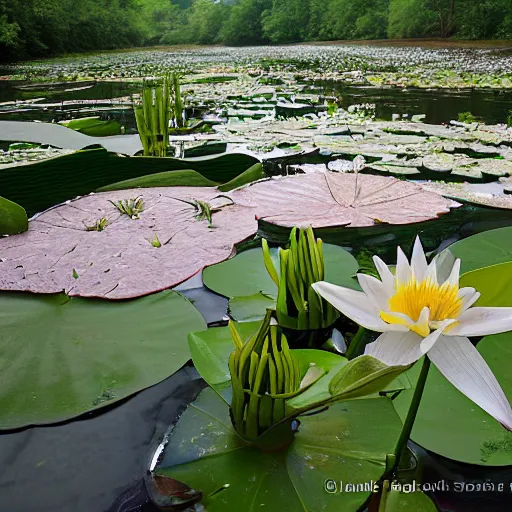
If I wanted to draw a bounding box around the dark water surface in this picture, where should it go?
[309,83,512,125]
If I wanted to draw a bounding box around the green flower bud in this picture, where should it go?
[228,311,323,448]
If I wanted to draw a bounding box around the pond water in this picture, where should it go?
[308,83,512,125]
[2,79,511,128]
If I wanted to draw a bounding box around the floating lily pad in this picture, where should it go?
[60,116,122,137]
[217,163,265,192]
[231,172,460,228]
[0,290,205,429]
[0,187,257,299]
[0,120,141,154]
[0,173,456,299]
[393,263,512,466]
[156,387,403,512]
[203,243,360,300]
[380,487,438,511]
[0,195,28,235]
[96,170,218,192]
[228,292,276,322]
[443,227,512,274]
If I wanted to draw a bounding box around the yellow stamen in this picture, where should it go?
[384,277,462,325]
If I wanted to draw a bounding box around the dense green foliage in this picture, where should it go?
[2,0,512,61]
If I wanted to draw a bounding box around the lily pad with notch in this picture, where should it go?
[203,243,361,322]
[0,290,205,429]
[155,387,403,512]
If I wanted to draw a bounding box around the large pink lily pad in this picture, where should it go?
[232,173,460,228]
[0,174,459,299]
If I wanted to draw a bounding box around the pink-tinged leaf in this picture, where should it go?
[0,174,458,299]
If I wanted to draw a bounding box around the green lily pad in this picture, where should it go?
[203,243,360,300]
[445,226,512,274]
[393,263,512,465]
[0,195,28,235]
[228,292,276,322]
[157,387,403,512]
[459,261,512,307]
[380,486,438,511]
[217,163,265,192]
[96,170,218,192]
[0,290,205,429]
[60,116,122,137]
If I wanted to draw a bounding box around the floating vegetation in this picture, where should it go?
[174,196,233,229]
[263,226,339,336]
[147,233,162,248]
[481,431,512,463]
[85,217,109,232]
[458,111,477,124]
[110,197,144,219]
[134,76,171,157]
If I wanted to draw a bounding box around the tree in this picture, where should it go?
[261,0,310,43]
[221,0,271,45]
[427,0,456,37]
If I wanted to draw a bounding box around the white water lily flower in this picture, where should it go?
[312,237,512,430]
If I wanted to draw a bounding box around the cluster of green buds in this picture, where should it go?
[134,75,171,157]
[228,310,323,448]
[262,226,339,331]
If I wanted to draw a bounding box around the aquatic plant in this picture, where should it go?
[313,236,512,433]
[262,227,339,336]
[147,233,162,248]
[458,111,477,124]
[170,72,185,129]
[215,309,406,450]
[110,197,144,219]
[85,217,109,232]
[173,196,233,228]
[156,310,411,509]
[134,76,171,157]
[507,110,512,128]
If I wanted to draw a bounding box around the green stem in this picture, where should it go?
[378,480,390,512]
[345,327,367,360]
[394,356,431,471]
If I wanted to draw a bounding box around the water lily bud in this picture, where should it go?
[229,311,318,446]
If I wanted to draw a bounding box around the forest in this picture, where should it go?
[1,0,512,61]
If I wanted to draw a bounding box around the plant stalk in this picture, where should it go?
[394,356,431,471]
[345,327,366,359]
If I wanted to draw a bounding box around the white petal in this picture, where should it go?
[412,307,430,337]
[357,273,390,309]
[458,287,476,299]
[429,336,512,430]
[373,255,395,296]
[411,237,428,282]
[364,330,424,366]
[420,319,455,352]
[380,310,415,326]
[396,247,412,285]
[425,255,439,284]
[448,307,512,337]
[459,288,481,314]
[312,282,408,333]
[443,258,461,287]
[435,248,457,284]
